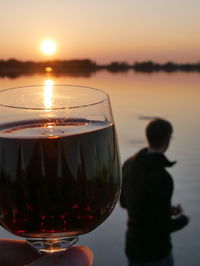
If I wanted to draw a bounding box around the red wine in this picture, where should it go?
[0,119,120,238]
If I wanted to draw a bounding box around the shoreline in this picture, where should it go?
[1,59,200,78]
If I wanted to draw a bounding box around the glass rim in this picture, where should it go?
[0,84,109,111]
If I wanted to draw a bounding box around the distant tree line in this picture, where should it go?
[0,58,200,78]
[103,61,200,73]
[0,59,97,78]
[133,61,200,73]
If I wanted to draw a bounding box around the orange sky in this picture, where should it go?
[1,0,200,63]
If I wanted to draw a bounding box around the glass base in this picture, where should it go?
[27,236,79,253]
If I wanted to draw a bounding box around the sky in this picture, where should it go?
[1,0,200,64]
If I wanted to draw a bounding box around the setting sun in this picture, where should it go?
[40,39,57,55]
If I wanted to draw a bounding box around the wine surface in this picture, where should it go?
[0,119,120,238]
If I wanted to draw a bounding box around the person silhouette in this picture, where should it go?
[120,118,189,266]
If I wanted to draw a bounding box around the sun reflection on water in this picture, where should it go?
[44,80,54,110]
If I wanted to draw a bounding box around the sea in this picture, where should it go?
[0,69,199,265]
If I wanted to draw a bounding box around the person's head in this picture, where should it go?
[146,118,173,153]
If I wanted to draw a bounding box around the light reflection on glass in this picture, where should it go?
[44,80,54,110]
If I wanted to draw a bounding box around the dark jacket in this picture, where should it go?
[120,148,187,263]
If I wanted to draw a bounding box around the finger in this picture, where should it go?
[27,246,94,266]
[0,239,40,266]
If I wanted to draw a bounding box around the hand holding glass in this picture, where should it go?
[0,85,121,253]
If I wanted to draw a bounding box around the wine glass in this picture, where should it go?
[0,84,121,253]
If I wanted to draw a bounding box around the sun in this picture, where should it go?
[40,39,57,55]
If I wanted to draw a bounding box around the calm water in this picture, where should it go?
[0,70,200,265]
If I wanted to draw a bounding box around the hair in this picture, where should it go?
[145,118,173,149]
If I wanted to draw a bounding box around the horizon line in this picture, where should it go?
[0,58,200,65]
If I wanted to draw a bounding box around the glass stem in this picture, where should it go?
[27,236,79,253]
